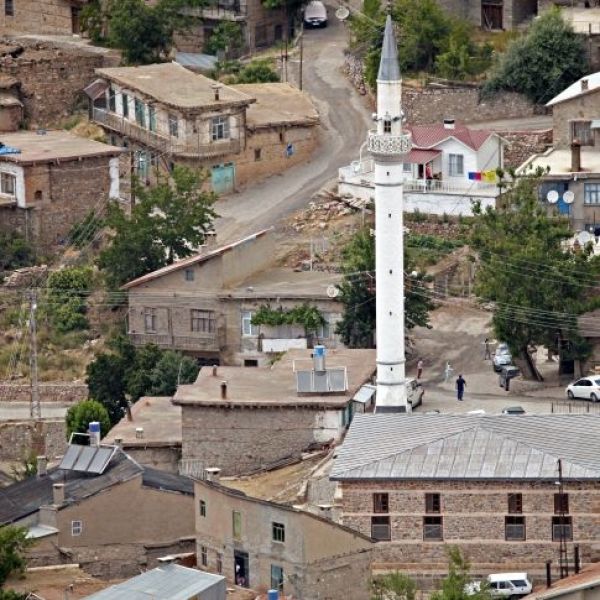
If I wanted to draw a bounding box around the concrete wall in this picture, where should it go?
[182,404,346,475]
[195,480,373,599]
[122,445,181,474]
[0,418,66,461]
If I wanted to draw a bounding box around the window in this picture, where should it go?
[271,565,284,592]
[108,88,116,112]
[200,546,208,566]
[383,119,392,134]
[508,493,523,514]
[199,499,206,517]
[425,493,441,514]
[122,93,129,118]
[168,114,179,137]
[5,0,14,16]
[585,183,600,205]
[148,105,157,132]
[505,516,526,541]
[134,98,146,128]
[71,520,82,536]
[191,310,216,334]
[185,268,194,282]
[373,493,389,513]
[448,154,464,177]
[216,552,223,574]
[423,516,443,540]
[272,522,285,543]
[571,120,594,146]
[554,493,569,514]
[317,319,331,340]
[371,516,391,541]
[233,510,242,540]
[552,516,573,541]
[143,307,156,333]
[254,148,262,161]
[274,24,283,41]
[244,359,258,367]
[34,190,42,201]
[0,172,16,196]
[403,163,412,173]
[241,311,258,336]
[212,116,230,141]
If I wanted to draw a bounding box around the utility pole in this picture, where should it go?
[299,25,304,90]
[557,458,568,579]
[29,290,40,419]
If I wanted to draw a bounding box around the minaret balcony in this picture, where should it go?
[367,130,412,157]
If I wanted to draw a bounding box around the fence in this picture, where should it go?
[551,401,600,414]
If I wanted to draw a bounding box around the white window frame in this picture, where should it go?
[212,116,230,141]
[191,309,216,334]
[71,520,82,536]
[448,154,464,177]
[241,310,258,337]
[0,172,16,196]
[144,307,157,333]
[403,163,412,173]
[168,113,179,138]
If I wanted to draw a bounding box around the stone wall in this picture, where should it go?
[0,418,66,461]
[0,382,87,403]
[0,0,81,36]
[503,129,553,168]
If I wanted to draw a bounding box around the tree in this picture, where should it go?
[371,571,417,600]
[431,546,491,600]
[205,22,244,56]
[0,232,35,272]
[46,266,93,333]
[0,525,33,586]
[98,167,217,289]
[148,350,200,395]
[471,173,600,380]
[236,60,280,83]
[484,8,587,104]
[335,228,434,348]
[65,400,111,440]
[86,352,128,424]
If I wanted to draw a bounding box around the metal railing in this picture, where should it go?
[92,108,241,158]
[404,179,498,195]
[179,459,206,479]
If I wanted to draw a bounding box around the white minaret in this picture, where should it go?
[371,15,412,413]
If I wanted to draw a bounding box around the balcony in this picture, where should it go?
[183,0,247,19]
[92,108,241,159]
[367,129,412,156]
[129,332,222,353]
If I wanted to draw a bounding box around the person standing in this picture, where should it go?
[484,338,491,360]
[417,358,424,380]
[456,374,466,401]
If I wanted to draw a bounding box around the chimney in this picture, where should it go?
[53,483,65,505]
[114,437,123,448]
[135,427,144,439]
[313,345,326,372]
[37,455,47,478]
[204,467,221,482]
[88,421,101,447]
[443,118,455,130]
[212,365,218,377]
[318,504,333,519]
[212,83,221,102]
[220,381,227,399]
[571,140,582,172]
[582,78,589,92]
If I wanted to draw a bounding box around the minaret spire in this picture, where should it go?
[370,12,412,413]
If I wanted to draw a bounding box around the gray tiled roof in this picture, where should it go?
[378,15,401,82]
[330,414,600,481]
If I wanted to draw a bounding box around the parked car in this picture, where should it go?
[304,1,328,27]
[502,406,526,415]
[566,376,600,402]
[467,573,532,598]
[407,377,424,409]
[493,344,512,372]
[499,366,520,391]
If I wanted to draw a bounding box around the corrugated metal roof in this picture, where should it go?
[330,414,600,480]
[175,52,218,72]
[84,564,225,600]
[352,384,376,404]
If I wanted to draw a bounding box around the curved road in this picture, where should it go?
[214,16,372,242]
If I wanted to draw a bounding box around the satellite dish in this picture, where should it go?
[335,5,350,20]
[327,285,340,298]
[564,191,575,204]
[547,190,559,204]
[577,231,593,245]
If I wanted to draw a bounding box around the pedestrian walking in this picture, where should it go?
[417,358,424,380]
[483,337,492,360]
[444,361,453,382]
[456,374,466,401]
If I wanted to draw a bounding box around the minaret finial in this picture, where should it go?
[377,12,400,81]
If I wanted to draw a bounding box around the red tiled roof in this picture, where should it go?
[405,149,440,164]
[407,123,494,151]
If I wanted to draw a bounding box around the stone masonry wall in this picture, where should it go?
[0,0,80,36]
[503,129,553,168]
[181,405,330,475]
[0,418,66,461]
[0,382,87,403]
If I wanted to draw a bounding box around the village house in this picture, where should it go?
[0,0,88,35]
[339,120,505,216]
[0,445,196,579]
[521,73,600,233]
[173,347,376,477]
[522,562,600,600]
[436,0,537,30]
[330,413,600,589]
[0,129,121,252]
[122,229,345,366]
[194,475,373,599]
[86,63,319,194]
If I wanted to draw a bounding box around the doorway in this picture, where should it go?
[211,162,235,194]
[234,550,249,588]
[482,1,503,30]
[71,7,81,34]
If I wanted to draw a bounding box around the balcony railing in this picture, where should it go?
[183,0,247,18]
[404,179,498,195]
[129,332,221,352]
[367,129,412,156]
[92,108,241,158]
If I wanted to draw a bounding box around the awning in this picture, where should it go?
[0,92,22,107]
[83,78,109,101]
[405,149,441,164]
[352,384,376,404]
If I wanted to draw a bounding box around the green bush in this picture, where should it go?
[236,60,279,83]
[0,233,35,272]
[68,210,105,250]
[0,525,33,586]
[46,266,93,333]
[66,400,111,440]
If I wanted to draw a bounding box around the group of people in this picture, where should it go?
[415,358,467,401]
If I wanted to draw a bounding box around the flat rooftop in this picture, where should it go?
[173,348,376,408]
[521,147,600,177]
[96,63,253,110]
[105,396,181,447]
[0,130,122,165]
[221,268,343,299]
[232,83,319,129]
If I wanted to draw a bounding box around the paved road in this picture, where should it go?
[0,402,69,420]
[214,17,371,243]
[469,115,553,131]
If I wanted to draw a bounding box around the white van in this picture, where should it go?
[470,573,532,598]
[304,1,328,27]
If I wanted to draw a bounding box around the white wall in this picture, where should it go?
[403,191,496,216]
[437,138,478,185]
[0,162,25,207]
[476,135,503,172]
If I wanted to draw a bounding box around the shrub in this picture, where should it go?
[66,400,111,440]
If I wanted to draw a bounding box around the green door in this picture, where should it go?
[211,162,235,194]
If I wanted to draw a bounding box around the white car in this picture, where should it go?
[467,573,532,598]
[303,1,328,27]
[566,376,600,402]
[493,345,512,372]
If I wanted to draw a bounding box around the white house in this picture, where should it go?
[339,119,506,216]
